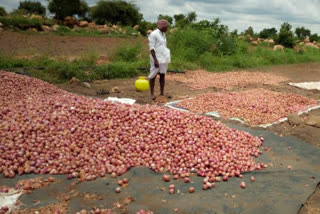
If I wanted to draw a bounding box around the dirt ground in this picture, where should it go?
[0,31,143,58]
[1,31,320,213]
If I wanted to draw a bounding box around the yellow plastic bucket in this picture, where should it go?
[135,76,149,91]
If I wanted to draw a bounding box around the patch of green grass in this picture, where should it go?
[111,42,143,62]
[52,25,140,38]
[0,16,42,30]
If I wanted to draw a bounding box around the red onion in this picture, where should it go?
[169,188,175,194]
[162,174,170,182]
[115,187,121,193]
[176,89,317,126]
[0,71,266,188]
[251,176,255,182]
[240,181,246,189]
[188,187,195,193]
[167,70,289,90]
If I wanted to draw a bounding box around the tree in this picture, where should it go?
[259,28,277,39]
[309,33,319,42]
[173,14,185,23]
[173,12,196,28]
[18,1,46,16]
[295,26,311,39]
[78,0,89,19]
[231,29,238,37]
[0,6,7,16]
[244,26,254,37]
[48,0,81,20]
[91,0,142,26]
[157,14,173,25]
[137,20,156,36]
[186,11,197,23]
[277,22,294,48]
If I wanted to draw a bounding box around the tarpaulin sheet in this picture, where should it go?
[165,100,320,128]
[289,82,320,91]
[0,125,319,214]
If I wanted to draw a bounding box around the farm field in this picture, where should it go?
[1,30,320,214]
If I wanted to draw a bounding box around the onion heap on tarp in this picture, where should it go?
[176,89,318,126]
[166,70,289,90]
[0,71,265,182]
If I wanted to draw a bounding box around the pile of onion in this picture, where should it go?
[0,71,265,183]
[176,88,318,126]
[166,70,289,90]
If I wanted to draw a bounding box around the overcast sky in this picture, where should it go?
[1,0,319,34]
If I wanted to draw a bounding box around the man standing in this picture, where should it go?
[148,20,171,100]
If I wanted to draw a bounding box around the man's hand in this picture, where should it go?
[151,49,159,68]
[154,59,159,68]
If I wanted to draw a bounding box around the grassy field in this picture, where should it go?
[1,28,320,84]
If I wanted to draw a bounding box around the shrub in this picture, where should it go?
[168,28,212,59]
[43,19,55,26]
[277,22,294,48]
[94,62,138,79]
[309,33,319,42]
[0,16,42,30]
[111,43,143,62]
[259,28,277,39]
[215,36,238,56]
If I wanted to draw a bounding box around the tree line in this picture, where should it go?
[0,0,319,44]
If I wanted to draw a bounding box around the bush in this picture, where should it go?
[277,22,294,48]
[94,62,138,79]
[111,43,143,62]
[91,0,142,26]
[168,28,212,59]
[215,36,238,56]
[137,20,156,36]
[259,28,277,39]
[56,25,71,35]
[43,19,55,26]
[309,33,319,42]
[0,16,42,30]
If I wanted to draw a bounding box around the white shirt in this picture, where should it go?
[148,29,171,64]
